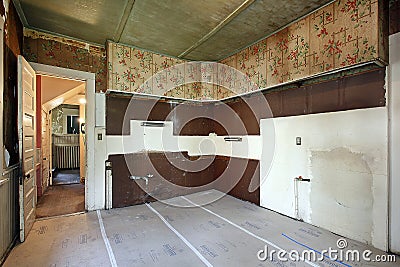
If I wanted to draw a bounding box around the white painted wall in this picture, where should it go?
[389,32,400,254]
[106,120,262,160]
[260,107,388,250]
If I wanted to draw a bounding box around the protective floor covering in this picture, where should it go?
[4,190,399,267]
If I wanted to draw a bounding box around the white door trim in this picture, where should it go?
[29,63,100,211]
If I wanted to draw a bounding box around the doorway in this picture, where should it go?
[35,75,86,218]
[14,59,96,242]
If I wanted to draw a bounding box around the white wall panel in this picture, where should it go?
[260,107,388,250]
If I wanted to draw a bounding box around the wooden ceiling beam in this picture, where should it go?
[178,0,256,59]
[113,0,136,42]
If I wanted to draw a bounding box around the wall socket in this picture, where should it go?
[296,137,302,145]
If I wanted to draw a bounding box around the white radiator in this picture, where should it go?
[53,134,80,169]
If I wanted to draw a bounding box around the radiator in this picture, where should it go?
[53,134,80,169]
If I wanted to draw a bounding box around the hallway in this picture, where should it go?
[36,184,85,218]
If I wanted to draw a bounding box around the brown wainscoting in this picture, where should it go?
[109,152,217,208]
[109,152,260,208]
[214,156,260,205]
[106,94,216,136]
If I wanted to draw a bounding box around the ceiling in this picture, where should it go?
[41,75,85,111]
[14,0,332,61]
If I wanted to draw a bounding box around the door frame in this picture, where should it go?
[30,63,96,211]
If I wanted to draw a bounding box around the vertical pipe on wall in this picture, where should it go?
[105,161,112,210]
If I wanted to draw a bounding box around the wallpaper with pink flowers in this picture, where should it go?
[107,0,386,100]
[107,42,234,100]
[220,0,387,92]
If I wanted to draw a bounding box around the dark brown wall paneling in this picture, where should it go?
[109,152,218,208]
[260,68,385,118]
[214,156,260,205]
[308,80,341,114]
[109,154,156,207]
[214,96,263,136]
[106,94,216,136]
[342,69,386,110]
[172,102,215,136]
[109,152,260,208]
[281,86,308,117]
[106,94,131,135]
[264,91,283,117]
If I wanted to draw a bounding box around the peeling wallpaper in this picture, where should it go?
[23,29,107,92]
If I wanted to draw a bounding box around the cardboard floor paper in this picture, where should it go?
[4,190,399,267]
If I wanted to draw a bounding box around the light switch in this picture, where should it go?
[296,137,301,145]
[98,133,103,141]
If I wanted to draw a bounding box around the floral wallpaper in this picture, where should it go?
[107,42,233,100]
[107,0,386,100]
[220,0,387,91]
[23,29,107,92]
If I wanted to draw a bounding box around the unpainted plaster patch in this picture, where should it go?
[309,147,373,244]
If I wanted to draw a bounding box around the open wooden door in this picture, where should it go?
[18,56,37,242]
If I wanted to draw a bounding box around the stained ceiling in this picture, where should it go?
[14,0,332,61]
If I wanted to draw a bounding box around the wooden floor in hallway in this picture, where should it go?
[36,184,85,218]
[4,190,399,267]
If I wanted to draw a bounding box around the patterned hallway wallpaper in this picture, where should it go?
[23,29,107,93]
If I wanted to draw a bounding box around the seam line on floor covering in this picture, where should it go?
[282,233,352,267]
[145,203,213,267]
[97,210,118,267]
[180,196,319,267]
